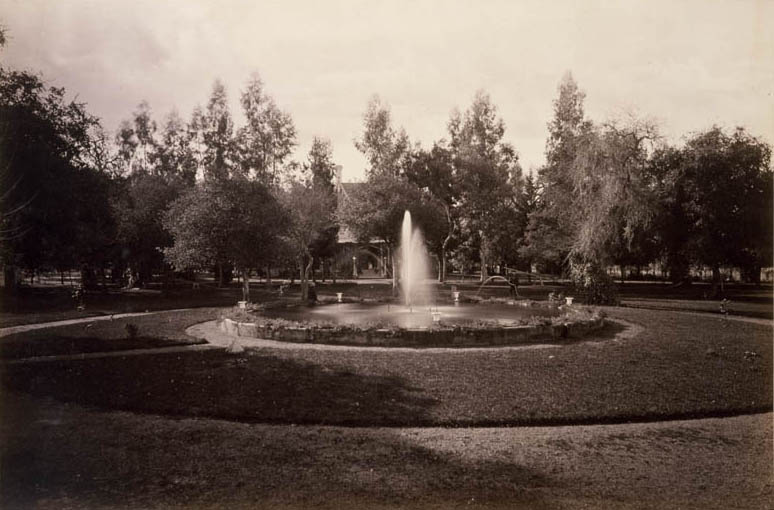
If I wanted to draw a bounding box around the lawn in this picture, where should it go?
[2,390,769,510]
[3,307,770,426]
[0,282,363,328]
[0,308,224,359]
[2,280,770,328]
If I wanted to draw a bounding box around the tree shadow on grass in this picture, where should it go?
[0,390,555,509]
[1,349,439,426]
[0,335,203,360]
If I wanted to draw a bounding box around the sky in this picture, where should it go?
[2,0,772,181]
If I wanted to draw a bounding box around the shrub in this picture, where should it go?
[125,323,139,340]
[570,261,619,305]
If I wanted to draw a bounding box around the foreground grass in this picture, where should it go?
[3,308,770,426]
[1,390,770,509]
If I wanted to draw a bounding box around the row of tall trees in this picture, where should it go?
[340,91,528,290]
[338,74,772,303]
[2,19,770,304]
[1,41,339,300]
[524,73,772,301]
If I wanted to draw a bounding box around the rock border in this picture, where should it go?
[218,311,605,348]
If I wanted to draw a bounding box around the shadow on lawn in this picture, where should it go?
[2,349,438,426]
[0,335,204,360]
[0,390,554,509]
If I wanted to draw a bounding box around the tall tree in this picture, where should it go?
[236,73,296,184]
[449,90,522,281]
[0,67,113,287]
[281,177,337,301]
[658,127,772,292]
[164,178,287,300]
[113,103,193,286]
[405,143,458,281]
[115,101,157,176]
[516,173,540,272]
[354,95,410,178]
[524,72,590,273]
[305,137,340,279]
[155,109,197,185]
[338,173,442,289]
[567,117,659,303]
[196,80,235,181]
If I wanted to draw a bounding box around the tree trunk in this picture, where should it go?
[300,255,314,302]
[265,265,272,285]
[441,204,454,284]
[217,263,224,287]
[480,249,488,283]
[711,264,722,298]
[300,260,307,301]
[241,268,250,302]
[391,251,398,295]
[4,265,18,290]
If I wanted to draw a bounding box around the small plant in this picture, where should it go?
[71,285,85,310]
[125,323,139,340]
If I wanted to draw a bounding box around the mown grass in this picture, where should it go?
[3,389,768,510]
[3,307,770,426]
[0,309,222,359]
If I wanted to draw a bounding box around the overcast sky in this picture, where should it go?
[2,0,772,180]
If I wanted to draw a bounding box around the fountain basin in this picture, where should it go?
[219,302,605,348]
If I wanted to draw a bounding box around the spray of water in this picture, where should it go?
[400,210,429,307]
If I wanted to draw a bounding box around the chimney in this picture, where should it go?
[334,165,343,191]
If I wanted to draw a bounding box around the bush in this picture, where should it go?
[125,323,139,340]
[570,261,619,305]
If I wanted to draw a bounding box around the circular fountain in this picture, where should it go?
[220,211,605,347]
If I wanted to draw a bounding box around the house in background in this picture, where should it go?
[333,166,389,279]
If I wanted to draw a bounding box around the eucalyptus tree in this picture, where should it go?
[524,72,590,274]
[448,90,523,281]
[354,95,411,178]
[192,79,236,182]
[113,103,196,286]
[405,143,458,281]
[306,137,340,280]
[236,73,296,185]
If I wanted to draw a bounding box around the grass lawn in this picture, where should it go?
[0,309,223,359]
[3,307,770,426]
[0,282,368,328]
[0,390,770,510]
[2,280,770,327]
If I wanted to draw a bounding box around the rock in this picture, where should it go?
[226,339,245,354]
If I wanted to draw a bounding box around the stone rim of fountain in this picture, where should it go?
[219,303,605,348]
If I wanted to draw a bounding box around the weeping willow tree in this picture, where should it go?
[568,116,659,304]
